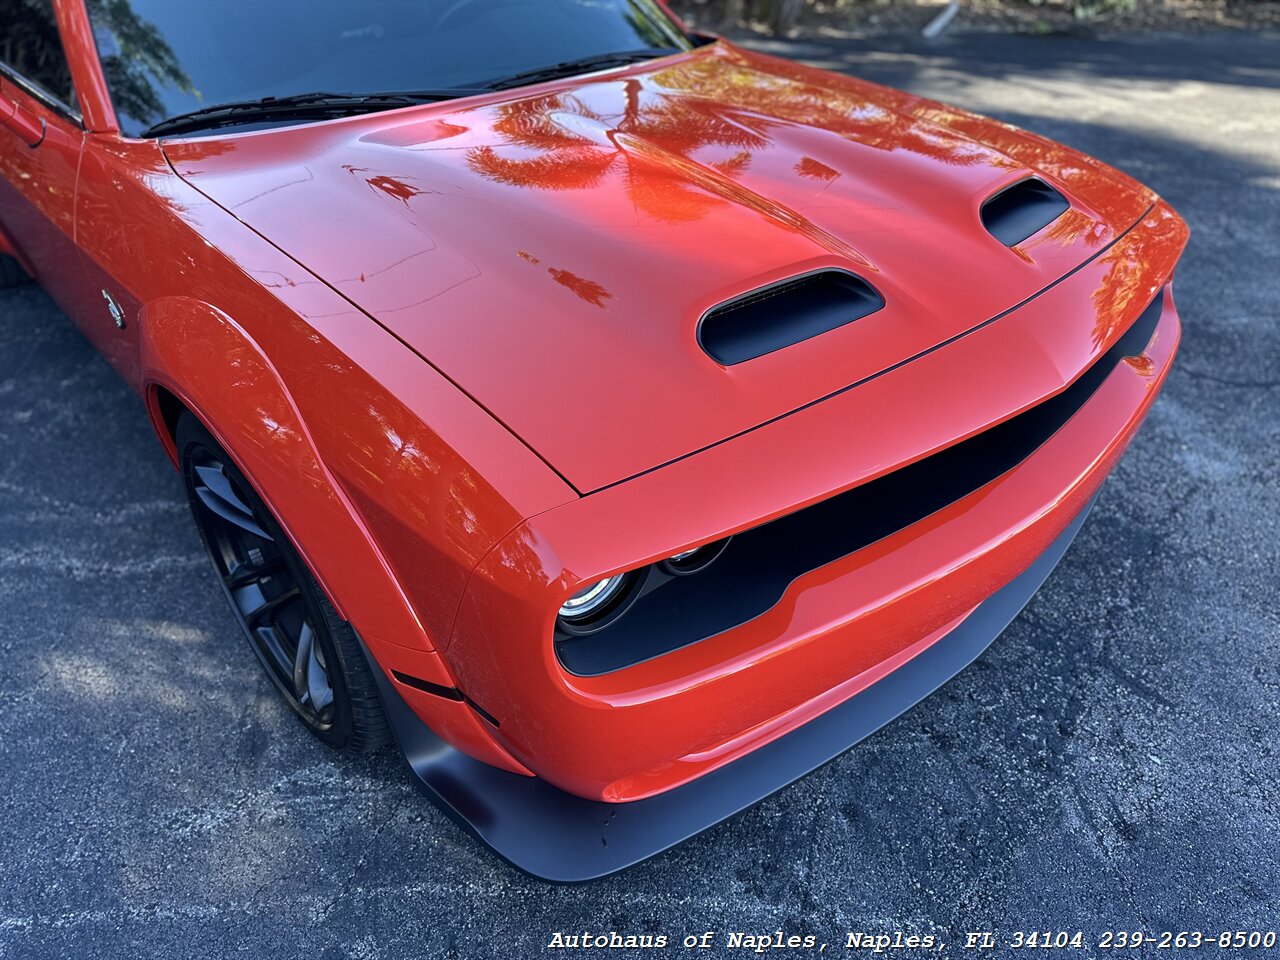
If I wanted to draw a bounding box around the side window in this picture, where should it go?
[0,0,78,111]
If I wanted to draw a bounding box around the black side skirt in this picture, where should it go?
[362,496,1095,882]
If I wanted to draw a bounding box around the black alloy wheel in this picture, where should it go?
[177,411,388,753]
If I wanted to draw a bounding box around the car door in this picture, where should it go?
[0,0,130,377]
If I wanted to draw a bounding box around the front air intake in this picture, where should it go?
[981,177,1070,247]
[559,289,1166,677]
[698,269,885,366]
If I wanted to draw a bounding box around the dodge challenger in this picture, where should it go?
[0,0,1187,880]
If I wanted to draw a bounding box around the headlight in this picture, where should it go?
[659,536,732,576]
[556,538,733,637]
[557,570,646,634]
[558,575,629,621]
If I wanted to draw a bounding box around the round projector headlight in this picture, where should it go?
[559,575,629,622]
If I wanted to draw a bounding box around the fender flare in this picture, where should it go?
[136,295,531,774]
[138,296,422,640]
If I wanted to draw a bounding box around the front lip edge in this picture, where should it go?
[359,494,1096,883]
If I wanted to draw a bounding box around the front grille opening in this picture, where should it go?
[698,269,885,366]
[981,177,1071,247]
[556,290,1165,677]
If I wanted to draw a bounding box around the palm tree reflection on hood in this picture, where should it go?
[467,74,768,223]
[516,250,613,309]
[658,52,1010,168]
[464,50,1020,227]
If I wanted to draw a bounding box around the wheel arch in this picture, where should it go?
[136,294,533,774]
[147,381,185,467]
[0,219,39,279]
[138,294,420,638]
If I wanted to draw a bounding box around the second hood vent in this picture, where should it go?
[698,269,885,366]
[981,177,1070,247]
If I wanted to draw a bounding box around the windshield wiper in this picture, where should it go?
[481,48,680,92]
[142,89,486,139]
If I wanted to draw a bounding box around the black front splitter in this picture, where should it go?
[363,498,1095,882]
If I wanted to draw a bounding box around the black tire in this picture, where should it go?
[177,410,389,754]
[0,254,31,288]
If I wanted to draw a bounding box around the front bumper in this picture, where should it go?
[439,201,1185,803]
[368,496,1097,881]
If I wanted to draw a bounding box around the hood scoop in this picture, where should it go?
[981,177,1070,247]
[698,270,885,366]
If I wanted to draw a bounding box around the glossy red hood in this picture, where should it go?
[164,42,1155,493]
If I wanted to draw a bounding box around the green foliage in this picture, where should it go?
[1068,0,1139,21]
[674,0,806,33]
[1017,0,1144,23]
[677,0,1153,32]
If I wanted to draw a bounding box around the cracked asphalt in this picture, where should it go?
[1,29,1277,960]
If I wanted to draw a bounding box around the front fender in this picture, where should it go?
[138,296,427,644]
[85,138,574,773]
[137,294,553,774]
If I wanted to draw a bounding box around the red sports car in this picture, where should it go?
[0,0,1187,880]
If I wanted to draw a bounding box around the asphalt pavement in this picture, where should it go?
[1,28,1277,960]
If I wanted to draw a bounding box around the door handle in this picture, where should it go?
[1,100,46,148]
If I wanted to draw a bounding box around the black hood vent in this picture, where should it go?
[981,177,1070,247]
[698,269,885,366]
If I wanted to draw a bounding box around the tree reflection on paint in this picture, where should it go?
[1,0,77,105]
[3,0,195,128]
[87,0,196,128]
[518,251,615,309]
[464,49,1027,230]
[467,75,766,223]
[1089,206,1180,349]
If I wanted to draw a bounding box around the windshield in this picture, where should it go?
[86,0,691,138]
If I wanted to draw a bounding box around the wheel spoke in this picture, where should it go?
[186,446,336,731]
[194,486,272,541]
[243,584,301,628]
[309,670,334,714]
[193,463,252,514]
[292,622,315,704]
[307,640,334,714]
[193,463,271,541]
[290,623,335,715]
[254,624,295,684]
[226,554,286,589]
